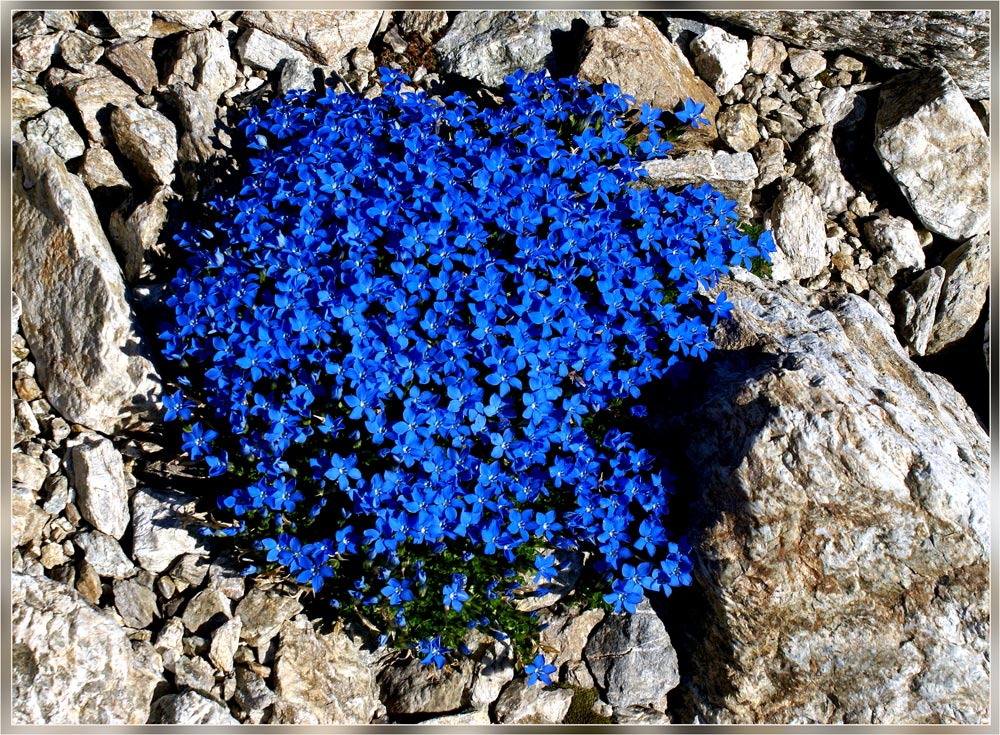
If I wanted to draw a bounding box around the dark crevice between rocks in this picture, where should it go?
[635,346,783,723]
[546,18,591,79]
[914,300,989,428]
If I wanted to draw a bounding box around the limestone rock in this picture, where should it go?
[437,10,603,89]
[12,452,48,492]
[150,691,238,724]
[79,147,131,191]
[12,483,48,547]
[577,16,720,143]
[421,710,492,725]
[897,266,946,356]
[110,104,177,186]
[239,10,383,65]
[108,186,174,283]
[639,151,757,218]
[209,616,243,673]
[874,66,989,241]
[75,530,135,579]
[469,639,515,709]
[182,588,232,634]
[794,126,855,215]
[235,588,304,648]
[399,10,450,41]
[584,600,679,711]
[13,143,160,434]
[493,680,574,724]
[272,616,381,723]
[716,103,759,152]
[59,67,138,144]
[787,48,827,79]
[768,177,828,281]
[12,573,161,723]
[749,36,787,74]
[12,85,50,124]
[819,85,867,128]
[378,653,474,715]
[58,30,104,70]
[167,29,238,102]
[155,11,216,30]
[690,26,749,96]
[130,488,207,574]
[70,434,129,539]
[235,28,306,71]
[701,10,989,98]
[113,577,158,629]
[864,215,925,273]
[104,41,159,95]
[926,235,990,354]
[669,271,989,723]
[540,606,606,671]
[104,11,152,40]
[14,32,61,72]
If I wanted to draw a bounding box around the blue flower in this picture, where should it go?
[524,653,557,686]
[674,98,710,128]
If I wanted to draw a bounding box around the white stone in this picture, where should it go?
[691,26,750,96]
[131,488,207,574]
[768,177,829,281]
[71,434,130,539]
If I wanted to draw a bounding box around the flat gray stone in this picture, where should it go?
[71,434,130,539]
[75,530,135,579]
[130,487,206,574]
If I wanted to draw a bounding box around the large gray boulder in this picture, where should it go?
[698,10,990,99]
[436,10,603,88]
[13,142,160,434]
[12,573,162,723]
[668,270,989,723]
[874,66,989,242]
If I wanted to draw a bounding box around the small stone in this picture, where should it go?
[235,665,276,715]
[348,46,376,73]
[75,530,135,579]
[74,560,103,604]
[833,53,865,72]
[48,414,71,444]
[540,606,606,670]
[155,11,216,29]
[78,147,131,191]
[377,653,473,716]
[584,600,679,711]
[150,690,238,724]
[399,10,449,41]
[171,553,210,587]
[173,655,216,694]
[793,96,826,128]
[874,66,989,241]
[277,57,327,95]
[58,30,104,70]
[926,234,990,354]
[749,36,787,74]
[768,177,829,281]
[691,26,750,96]
[167,29,239,102]
[104,11,152,39]
[788,48,827,79]
[182,588,232,635]
[795,126,855,214]
[40,541,69,568]
[13,12,47,41]
[70,433,130,539]
[717,103,760,152]
[383,26,409,54]
[235,28,306,71]
[897,266,946,356]
[108,186,174,283]
[105,41,159,94]
[640,150,758,219]
[12,85,50,125]
[469,639,515,709]
[43,10,77,30]
[236,588,303,648]
[131,488,207,574]
[494,679,574,724]
[13,451,48,492]
[14,400,40,446]
[209,555,246,601]
[754,137,787,188]
[110,104,177,186]
[114,577,159,628]
[864,215,925,273]
[15,374,43,401]
[209,616,243,673]
[14,33,61,72]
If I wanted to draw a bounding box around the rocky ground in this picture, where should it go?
[10,9,990,725]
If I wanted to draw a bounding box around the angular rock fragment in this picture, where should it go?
[130,487,206,574]
[70,434,130,539]
[150,691,238,724]
[874,66,989,241]
[110,104,177,186]
[103,11,152,40]
[105,41,159,94]
[13,142,160,434]
[690,26,750,96]
[239,10,383,65]
[577,15,720,143]
[640,150,758,217]
[897,266,946,356]
[167,29,238,102]
[437,10,603,89]
[12,573,162,724]
[795,126,855,215]
[768,177,828,281]
[926,234,990,354]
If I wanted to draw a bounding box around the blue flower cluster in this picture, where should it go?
[160,68,773,669]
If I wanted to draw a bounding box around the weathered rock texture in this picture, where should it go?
[13,142,160,433]
[436,10,603,88]
[577,15,720,142]
[700,10,990,98]
[669,271,989,724]
[874,66,989,242]
[12,573,162,723]
[238,10,384,65]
